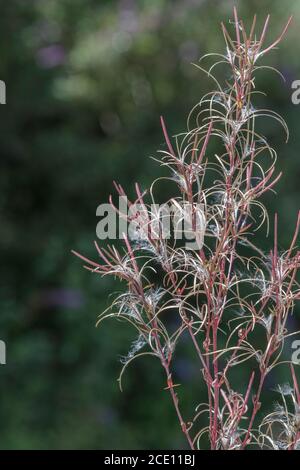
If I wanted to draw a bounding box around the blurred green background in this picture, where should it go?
[0,0,299,449]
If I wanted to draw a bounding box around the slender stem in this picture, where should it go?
[241,371,266,449]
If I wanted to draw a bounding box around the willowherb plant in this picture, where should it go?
[73,8,300,450]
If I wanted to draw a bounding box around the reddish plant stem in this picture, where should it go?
[155,330,194,450]
[241,370,266,449]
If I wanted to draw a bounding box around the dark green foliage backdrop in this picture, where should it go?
[0,0,299,449]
